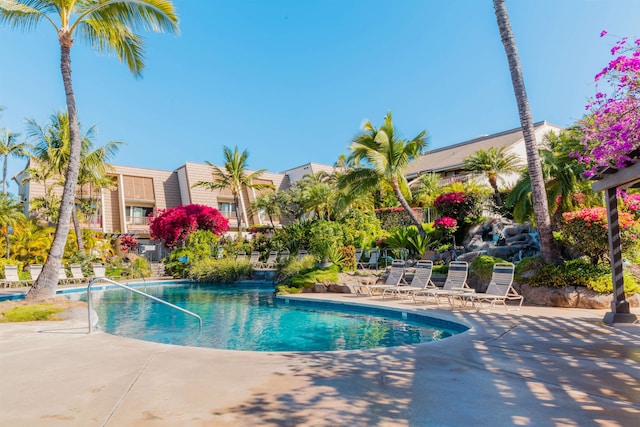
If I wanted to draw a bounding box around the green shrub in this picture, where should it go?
[188,258,252,283]
[275,256,316,285]
[337,245,356,271]
[290,265,340,288]
[0,304,64,322]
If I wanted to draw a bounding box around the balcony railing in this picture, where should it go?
[126,216,150,226]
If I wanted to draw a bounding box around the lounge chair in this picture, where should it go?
[260,251,278,269]
[355,248,363,264]
[358,260,406,296]
[278,250,290,264]
[412,261,471,306]
[248,252,261,268]
[28,264,43,282]
[297,250,308,261]
[236,252,247,262]
[58,266,72,285]
[357,249,380,270]
[382,260,436,300]
[68,264,87,284]
[1,265,31,288]
[92,263,107,278]
[460,263,523,312]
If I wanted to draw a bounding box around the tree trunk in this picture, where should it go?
[5,232,9,258]
[72,205,85,252]
[234,195,242,232]
[27,34,82,300]
[391,180,426,237]
[493,0,560,264]
[489,177,503,205]
[2,154,7,193]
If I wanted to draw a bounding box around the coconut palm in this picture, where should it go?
[410,172,442,208]
[0,129,29,193]
[26,112,122,251]
[0,193,26,258]
[194,146,274,231]
[0,0,178,300]
[339,112,428,236]
[463,146,521,204]
[250,191,281,228]
[493,0,560,263]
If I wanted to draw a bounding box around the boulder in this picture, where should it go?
[312,284,327,293]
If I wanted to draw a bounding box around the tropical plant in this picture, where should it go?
[150,204,229,248]
[249,190,281,227]
[26,111,122,251]
[410,172,442,208]
[493,0,559,263]
[0,0,179,301]
[0,193,26,258]
[339,112,428,236]
[0,129,29,193]
[194,146,274,231]
[463,146,521,204]
[10,220,53,265]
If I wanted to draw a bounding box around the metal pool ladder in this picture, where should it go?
[86,277,203,334]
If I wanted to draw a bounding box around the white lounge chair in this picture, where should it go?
[359,260,406,296]
[357,249,380,270]
[248,252,261,268]
[235,252,247,262]
[57,266,72,285]
[92,263,107,278]
[69,264,87,284]
[382,260,436,300]
[297,250,309,261]
[260,251,279,269]
[1,265,31,288]
[28,264,43,282]
[413,261,471,306]
[278,250,290,264]
[461,263,523,312]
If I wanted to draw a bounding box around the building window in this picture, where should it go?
[126,206,154,225]
[218,202,236,219]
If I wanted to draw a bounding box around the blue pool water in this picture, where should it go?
[87,282,466,352]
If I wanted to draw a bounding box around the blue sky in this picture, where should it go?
[1,0,638,195]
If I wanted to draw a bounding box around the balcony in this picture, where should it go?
[79,217,103,231]
[127,216,151,233]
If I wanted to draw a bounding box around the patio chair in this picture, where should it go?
[69,264,87,283]
[297,250,308,261]
[248,252,261,268]
[57,266,72,285]
[412,261,471,306]
[278,250,290,264]
[235,252,247,262]
[261,251,279,269]
[358,260,406,297]
[382,260,436,300]
[28,264,43,282]
[357,249,380,270]
[355,248,363,264]
[460,263,523,312]
[1,265,32,288]
[92,263,107,278]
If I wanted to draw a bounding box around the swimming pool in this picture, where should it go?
[85,282,468,352]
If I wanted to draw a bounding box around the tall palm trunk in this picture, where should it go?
[493,0,560,264]
[72,206,85,251]
[391,180,426,237]
[27,35,82,300]
[2,154,7,193]
[234,194,242,231]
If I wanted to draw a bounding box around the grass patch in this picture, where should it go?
[0,303,65,322]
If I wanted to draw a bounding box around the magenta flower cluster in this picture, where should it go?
[119,234,138,252]
[434,216,458,231]
[576,32,640,176]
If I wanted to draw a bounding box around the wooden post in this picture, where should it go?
[603,187,637,324]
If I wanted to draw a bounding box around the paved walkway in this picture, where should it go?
[1,290,638,426]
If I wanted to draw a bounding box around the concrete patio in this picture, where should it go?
[0,291,638,426]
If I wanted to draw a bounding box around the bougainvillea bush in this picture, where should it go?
[150,204,229,248]
[433,192,482,224]
[561,207,640,265]
[577,32,640,176]
[119,234,138,252]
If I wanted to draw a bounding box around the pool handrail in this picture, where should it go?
[86,277,203,334]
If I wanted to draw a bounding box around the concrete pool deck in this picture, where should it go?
[0,290,638,426]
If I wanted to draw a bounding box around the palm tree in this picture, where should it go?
[0,193,26,258]
[463,146,521,204]
[339,112,428,236]
[0,0,178,300]
[194,146,274,231]
[250,191,281,228]
[493,0,560,263]
[27,112,122,251]
[0,129,29,193]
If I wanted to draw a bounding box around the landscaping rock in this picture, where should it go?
[312,284,327,293]
[328,283,352,293]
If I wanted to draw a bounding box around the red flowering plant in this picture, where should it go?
[576,32,640,176]
[434,216,458,236]
[618,190,640,219]
[561,207,640,265]
[119,234,138,253]
[433,192,482,224]
[150,204,229,248]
